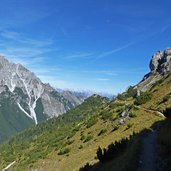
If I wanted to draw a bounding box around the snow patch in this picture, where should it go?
[2,161,16,171]
[16,64,44,125]
[17,103,32,119]
[7,72,16,93]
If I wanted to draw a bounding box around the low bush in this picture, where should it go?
[86,116,98,128]
[129,112,137,118]
[126,86,137,98]
[98,129,107,136]
[101,111,112,120]
[58,147,70,155]
[117,93,127,100]
[134,92,151,105]
[78,145,83,149]
[162,93,171,103]
[83,135,93,143]
[127,123,134,129]
[80,134,86,141]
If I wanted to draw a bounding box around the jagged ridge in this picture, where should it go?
[0,55,85,141]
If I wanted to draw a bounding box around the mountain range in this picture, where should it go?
[0,48,171,171]
[0,55,85,142]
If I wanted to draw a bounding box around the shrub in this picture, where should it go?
[78,145,83,149]
[83,135,93,143]
[58,148,70,155]
[73,126,80,132]
[86,116,97,128]
[66,139,74,145]
[116,107,124,114]
[112,125,119,132]
[162,94,171,103]
[80,134,86,141]
[98,129,107,136]
[127,123,134,129]
[127,86,137,98]
[129,112,137,118]
[134,92,151,105]
[101,112,112,120]
[117,93,127,100]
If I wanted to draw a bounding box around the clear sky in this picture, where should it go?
[0,0,171,94]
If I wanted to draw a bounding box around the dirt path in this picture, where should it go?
[136,106,165,118]
[140,107,165,118]
[138,125,160,171]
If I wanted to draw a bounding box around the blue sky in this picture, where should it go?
[0,0,171,94]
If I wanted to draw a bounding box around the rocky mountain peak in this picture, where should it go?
[137,48,171,91]
[150,48,171,74]
[0,54,85,126]
[0,55,8,61]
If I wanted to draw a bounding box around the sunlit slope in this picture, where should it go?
[2,73,171,170]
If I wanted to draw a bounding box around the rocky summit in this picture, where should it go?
[137,48,171,91]
[0,55,85,142]
[150,48,171,74]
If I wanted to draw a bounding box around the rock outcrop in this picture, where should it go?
[137,48,171,91]
[150,49,171,74]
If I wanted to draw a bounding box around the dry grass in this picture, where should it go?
[7,74,171,171]
[30,108,163,171]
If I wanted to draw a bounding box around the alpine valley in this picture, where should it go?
[0,48,171,171]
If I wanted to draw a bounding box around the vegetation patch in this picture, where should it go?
[83,135,93,143]
[134,92,151,105]
[98,129,107,136]
[86,116,98,128]
[58,147,70,155]
[161,93,171,103]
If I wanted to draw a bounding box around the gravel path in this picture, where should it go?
[138,125,160,171]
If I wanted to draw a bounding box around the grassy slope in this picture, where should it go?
[0,74,171,171]
[32,109,162,171]
[0,98,34,143]
[33,74,170,171]
[148,74,171,171]
[0,95,109,170]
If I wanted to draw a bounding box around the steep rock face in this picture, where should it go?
[150,49,171,74]
[137,48,171,91]
[0,55,84,125]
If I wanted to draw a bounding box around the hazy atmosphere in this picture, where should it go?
[0,0,171,94]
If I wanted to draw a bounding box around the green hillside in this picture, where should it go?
[0,88,34,143]
[0,74,171,171]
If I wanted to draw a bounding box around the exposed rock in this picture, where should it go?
[150,51,163,73]
[120,111,127,117]
[137,48,171,92]
[0,55,85,124]
[150,48,171,75]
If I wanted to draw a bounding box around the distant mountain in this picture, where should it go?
[57,89,114,99]
[0,55,85,142]
[69,90,92,98]
[56,88,90,98]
